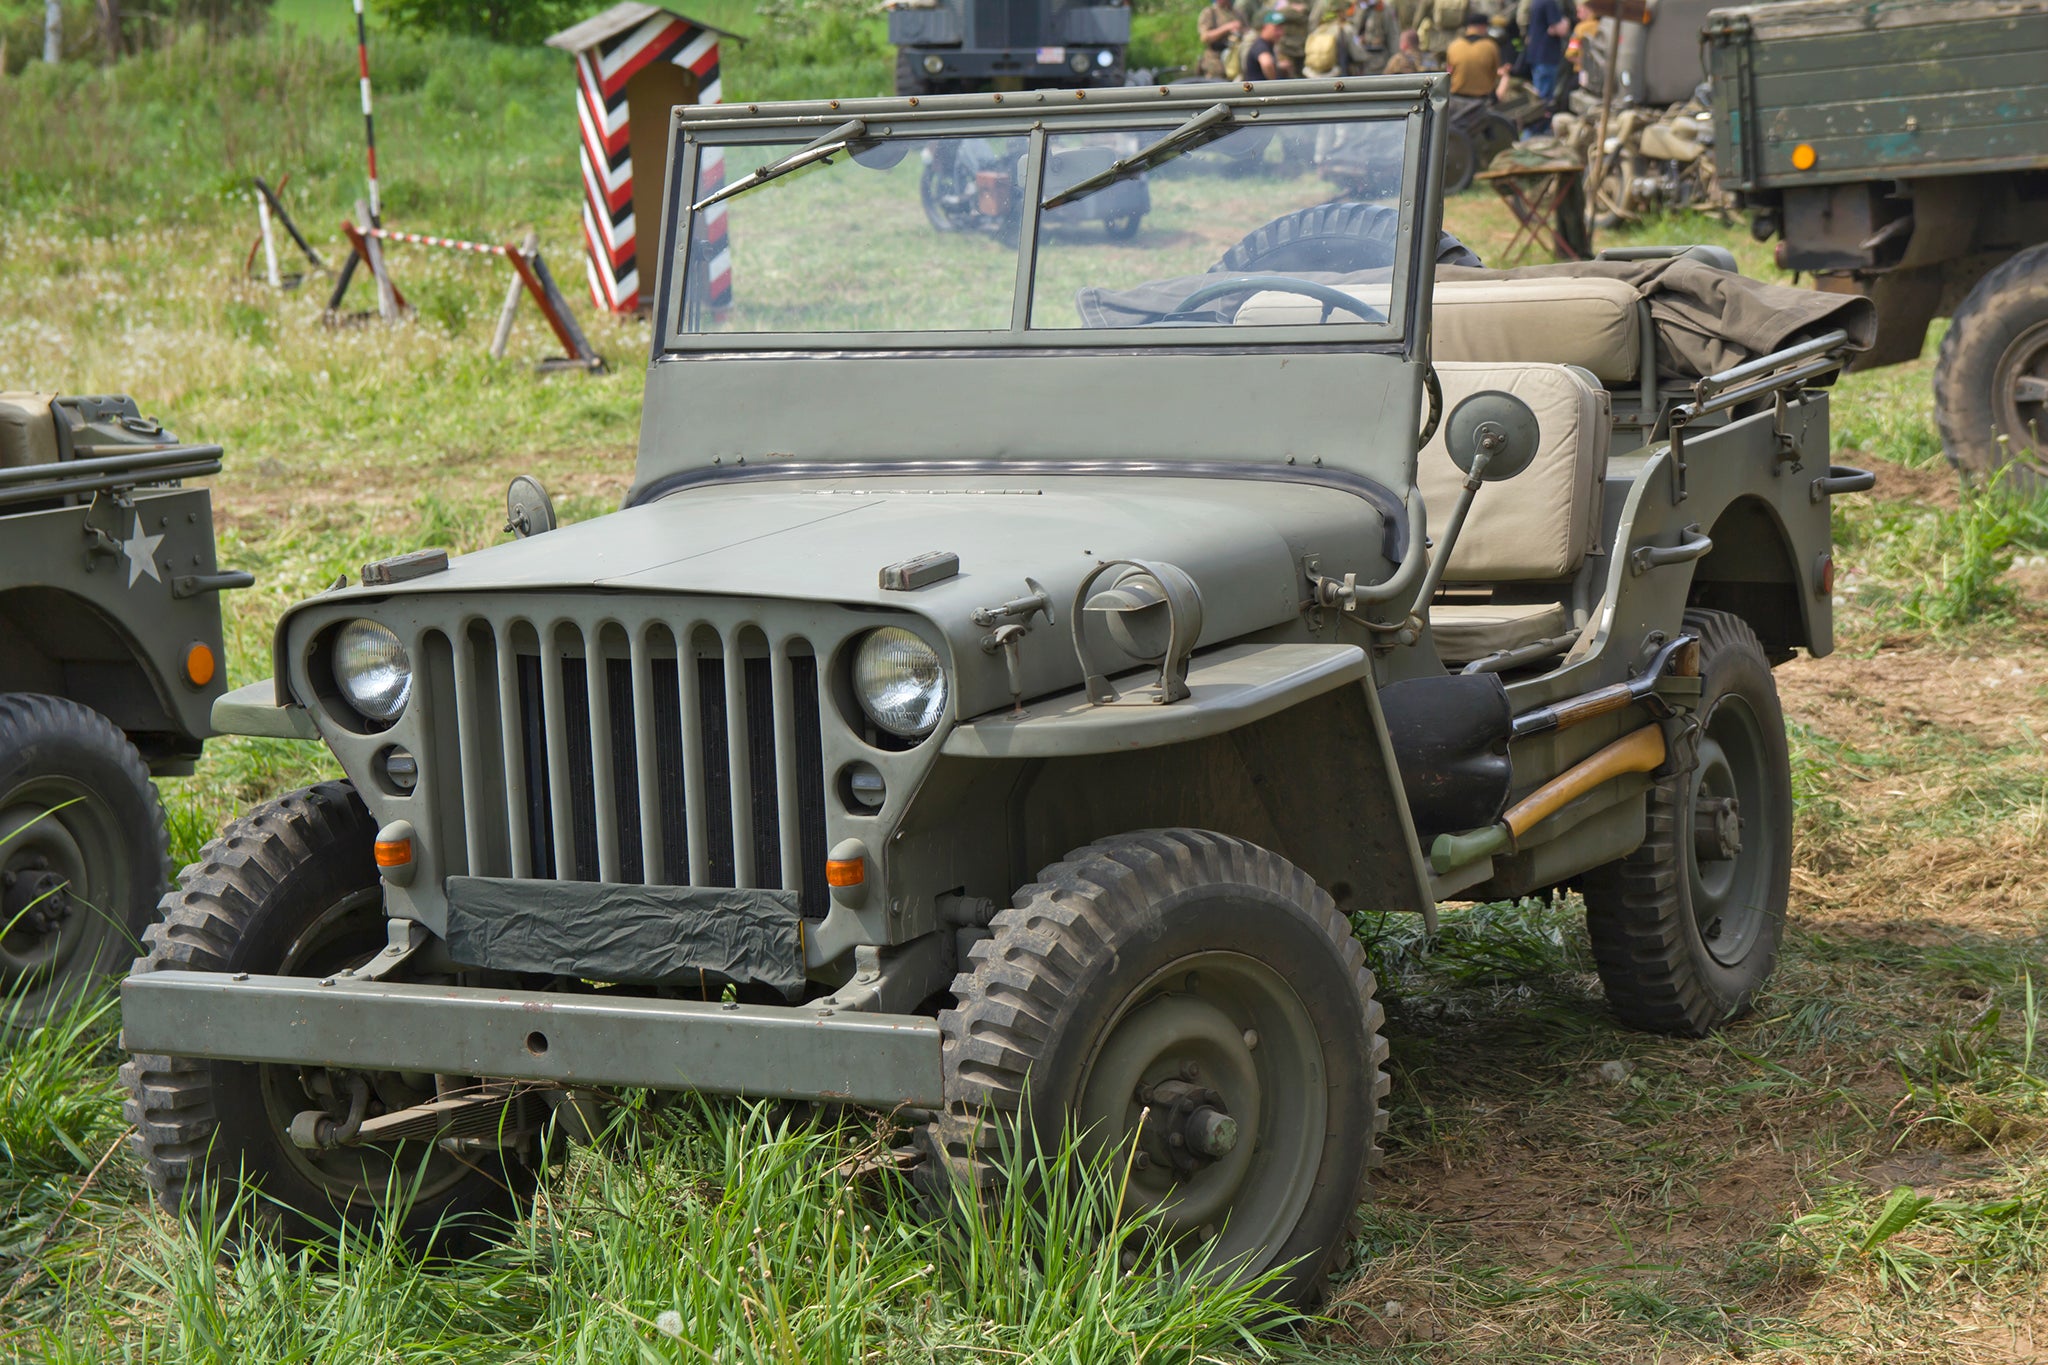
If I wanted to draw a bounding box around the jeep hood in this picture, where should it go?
[297,472,1398,718]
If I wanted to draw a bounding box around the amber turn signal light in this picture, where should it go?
[185,642,216,688]
[374,838,413,868]
[826,857,865,888]
[1790,143,1818,171]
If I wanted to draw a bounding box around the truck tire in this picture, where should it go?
[120,782,537,1250]
[895,50,932,97]
[922,829,1387,1307]
[1936,243,2048,495]
[1216,200,1482,275]
[1580,611,1792,1036]
[1,693,169,1030]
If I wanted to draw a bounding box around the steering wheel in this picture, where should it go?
[1167,273,1386,324]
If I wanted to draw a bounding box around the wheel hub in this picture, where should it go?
[1692,795,1743,863]
[3,860,72,938]
[1136,1076,1240,1174]
[1998,319,2048,461]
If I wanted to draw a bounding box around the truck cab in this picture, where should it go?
[888,0,1130,94]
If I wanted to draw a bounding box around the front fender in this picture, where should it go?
[942,642,1371,758]
[913,641,1435,922]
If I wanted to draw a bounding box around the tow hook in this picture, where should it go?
[289,1072,370,1150]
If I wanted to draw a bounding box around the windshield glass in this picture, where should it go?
[674,109,1415,341]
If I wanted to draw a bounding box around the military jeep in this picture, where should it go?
[121,79,1872,1301]
[0,394,248,1029]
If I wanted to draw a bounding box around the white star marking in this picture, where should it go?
[119,514,165,589]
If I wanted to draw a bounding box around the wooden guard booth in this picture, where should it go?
[546,3,734,314]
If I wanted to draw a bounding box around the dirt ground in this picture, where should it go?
[1320,614,2048,1361]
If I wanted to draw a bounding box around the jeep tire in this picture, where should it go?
[1215,200,1482,276]
[1936,242,2048,496]
[923,830,1387,1307]
[1580,610,1792,1035]
[1,693,169,1030]
[121,782,536,1249]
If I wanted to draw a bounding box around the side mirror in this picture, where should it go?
[1443,390,1540,483]
[505,474,557,538]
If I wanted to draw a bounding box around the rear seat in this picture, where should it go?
[1419,362,1610,663]
[1431,277,1644,383]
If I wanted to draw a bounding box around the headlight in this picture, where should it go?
[853,627,948,739]
[332,619,413,723]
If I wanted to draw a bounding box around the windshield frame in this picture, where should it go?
[653,81,1442,356]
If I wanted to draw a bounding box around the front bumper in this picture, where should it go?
[120,971,944,1109]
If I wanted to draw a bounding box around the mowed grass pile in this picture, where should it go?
[6,9,2048,1359]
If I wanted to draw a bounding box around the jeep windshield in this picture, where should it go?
[663,88,1426,348]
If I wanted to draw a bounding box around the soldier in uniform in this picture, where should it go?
[1276,0,1312,81]
[1197,0,1245,77]
[1303,0,1370,76]
[1357,0,1393,71]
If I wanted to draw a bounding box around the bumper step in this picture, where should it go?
[121,970,944,1109]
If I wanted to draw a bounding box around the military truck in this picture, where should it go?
[0,393,247,1028]
[1708,0,2048,489]
[888,0,1130,95]
[1574,0,1719,113]
[121,79,1874,1302]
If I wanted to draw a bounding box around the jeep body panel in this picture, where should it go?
[0,394,245,773]
[156,79,1859,1113]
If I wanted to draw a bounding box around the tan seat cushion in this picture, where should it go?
[0,393,59,469]
[1430,600,1570,662]
[1420,362,1610,582]
[1433,277,1642,383]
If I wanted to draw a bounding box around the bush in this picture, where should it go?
[374,0,583,46]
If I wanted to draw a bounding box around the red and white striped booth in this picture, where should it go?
[546,3,733,315]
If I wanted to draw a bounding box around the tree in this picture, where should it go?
[377,0,589,45]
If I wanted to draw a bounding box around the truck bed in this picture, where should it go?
[1708,0,2048,190]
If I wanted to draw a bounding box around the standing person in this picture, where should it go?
[1303,0,1369,76]
[1357,0,1394,72]
[1445,9,1507,100]
[1244,12,1291,79]
[1275,0,1312,80]
[1382,26,1424,72]
[1198,0,1244,77]
[1523,0,1569,99]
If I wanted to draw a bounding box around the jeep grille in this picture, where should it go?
[420,613,831,917]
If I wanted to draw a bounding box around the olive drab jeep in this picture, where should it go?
[0,394,249,1029]
[121,78,1873,1302]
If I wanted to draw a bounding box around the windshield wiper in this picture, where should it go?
[1039,103,1236,211]
[692,118,867,212]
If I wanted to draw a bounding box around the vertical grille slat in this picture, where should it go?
[790,653,830,919]
[435,608,834,921]
[771,645,802,894]
[722,649,755,889]
[450,625,489,876]
[698,655,736,887]
[497,627,534,879]
[587,632,623,884]
[744,653,781,890]
[540,631,579,879]
[629,631,666,884]
[681,646,713,885]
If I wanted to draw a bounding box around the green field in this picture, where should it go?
[4,9,2048,1362]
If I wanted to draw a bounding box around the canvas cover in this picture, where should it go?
[1082,256,1873,381]
[1436,257,1877,380]
[444,875,807,998]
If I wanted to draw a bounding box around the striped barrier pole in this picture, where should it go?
[354,0,382,227]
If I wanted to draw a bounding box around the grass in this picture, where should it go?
[6,8,2048,1361]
